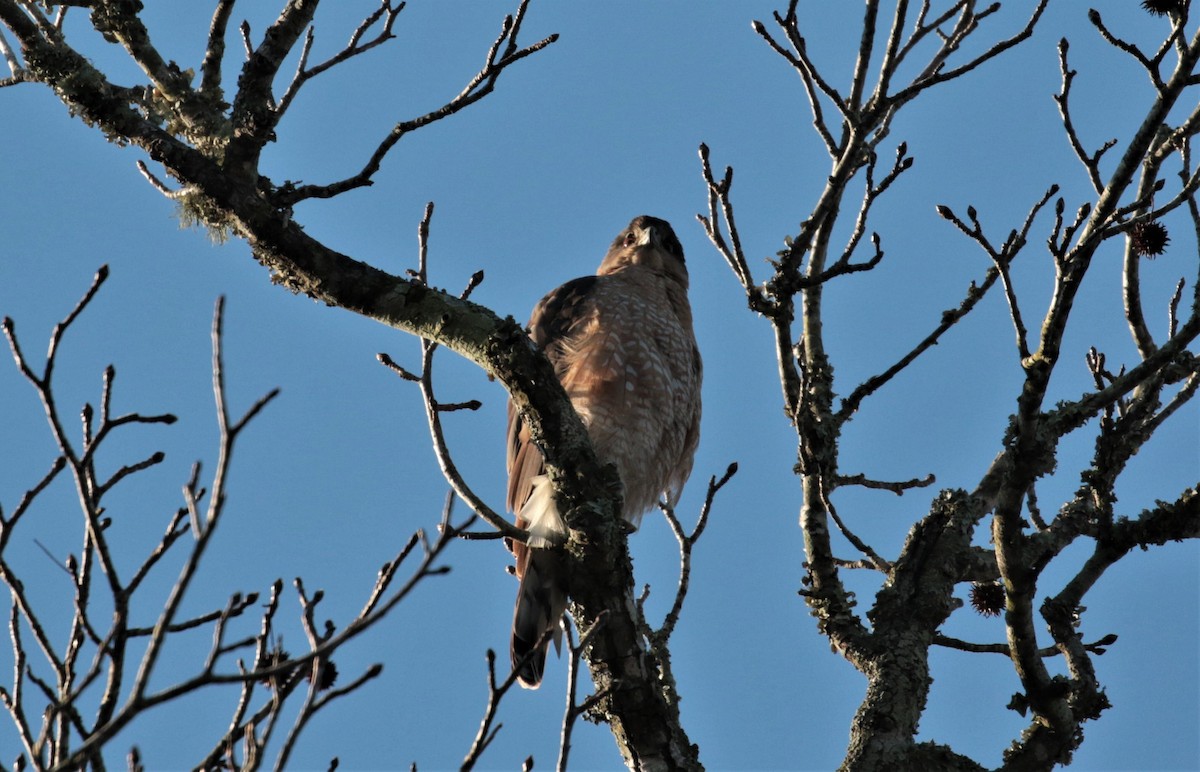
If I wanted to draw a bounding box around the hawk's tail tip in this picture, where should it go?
[511,635,546,689]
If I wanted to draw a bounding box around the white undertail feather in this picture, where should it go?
[520,475,566,549]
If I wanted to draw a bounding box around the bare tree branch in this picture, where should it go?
[277,1,557,204]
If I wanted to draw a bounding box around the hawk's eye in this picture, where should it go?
[623,232,638,247]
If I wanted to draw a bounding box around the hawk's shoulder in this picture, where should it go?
[528,275,600,349]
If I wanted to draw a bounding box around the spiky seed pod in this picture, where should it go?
[258,647,292,685]
[1142,0,1186,16]
[1130,220,1170,258]
[310,660,339,691]
[970,581,1006,617]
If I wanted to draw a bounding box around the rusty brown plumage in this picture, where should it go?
[505,215,702,688]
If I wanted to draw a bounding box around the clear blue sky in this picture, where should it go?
[1,3,1197,770]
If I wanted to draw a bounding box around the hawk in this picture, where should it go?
[505,215,702,688]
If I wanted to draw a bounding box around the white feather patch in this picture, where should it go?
[520,475,567,549]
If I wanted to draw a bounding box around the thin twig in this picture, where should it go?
[655,463,736,643]
[820,478,890,572]
[462,626,556,771]
[834,472,935,496]
[275,1,405,120]
[696,146,753,292]
[379,209,525,541]
[836,264,1000,423]
[279,2,557,204]
[1054,39,1114,195]
[557,613,612,772]
[934,633,1118,657]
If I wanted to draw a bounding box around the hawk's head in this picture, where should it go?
[598,215,688,288]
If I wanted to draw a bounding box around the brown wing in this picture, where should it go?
[505,275,601,575]
[663,341,703,508]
